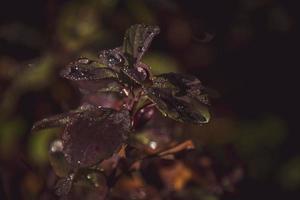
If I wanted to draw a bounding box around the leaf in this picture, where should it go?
[31,112,73,132]
[32,104,131,169]
[145,73,210,124]
[60,58,118,81]
[123,24,160,65]
[59,57,130,110]
[152,73,209,103]
[62,107,131,169]
[81,92,126,110]
[31,104,95,132]
[98,47,124,72]
[120,63,149,85]
[97,25,159,86]
[74,79,123,96]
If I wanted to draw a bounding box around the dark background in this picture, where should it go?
[0,0,299,199]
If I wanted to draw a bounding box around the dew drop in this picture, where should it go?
[122,88,130,96]
[149,141,157,150]
[177,105,184,111]
[69,173,75,180]
[137,46,145,53]
[136,67,147,81]
[107,53,122,66]
[77,57,90,64]
[50,140,63,153]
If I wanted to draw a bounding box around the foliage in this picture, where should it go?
[31,24,241,199]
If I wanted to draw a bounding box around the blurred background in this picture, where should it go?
[0,0,299,199]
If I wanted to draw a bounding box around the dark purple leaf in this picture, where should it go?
[60,58,118,81]
[123,24,160,65]
[32,112,74,132]
[62,107,131,169]
[60,57,126,100]
[98,47,124,72]
[75,79,123,95]
[120,62,151,85]
[97,25,159,86]
[31,104,96,132]
[145,73,210,124]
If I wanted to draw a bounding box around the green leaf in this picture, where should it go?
[122,24,160,65]
[145,73,210,124]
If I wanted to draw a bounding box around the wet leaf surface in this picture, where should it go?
[121,65,148,85]
[60,58,118,81]
[62,107,131,169]
[98,47,124,72]
[146,73,210,124]
[60,57,124,96]
[32,112,75,132]
[120,62,152,85]
[123,24,160,66]
[32,104,96,132]
[74,79,123,95]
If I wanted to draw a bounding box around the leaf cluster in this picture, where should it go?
[32,24,211,198]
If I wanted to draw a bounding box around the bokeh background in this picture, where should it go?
[0,0,299,199]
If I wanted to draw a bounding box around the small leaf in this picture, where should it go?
[31,104,95,132]
[75,79,123,95]
[123,24,160,65]
[62,107,131,169]
[145,73,210,124]
[60,59,128,107]
[32,112,73,132]
[60,58,118,81]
